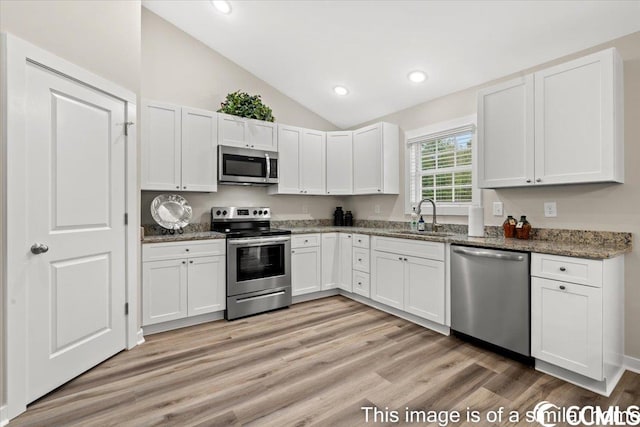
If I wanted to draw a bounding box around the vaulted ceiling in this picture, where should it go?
[143,1,640,129]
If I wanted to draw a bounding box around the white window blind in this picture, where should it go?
[408,124,475,208]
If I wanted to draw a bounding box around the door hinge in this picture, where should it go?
[124,121,134,136]
[125,302,129,316]
[124,213,128,225]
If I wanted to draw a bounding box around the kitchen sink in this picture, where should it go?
[388,230,455,238]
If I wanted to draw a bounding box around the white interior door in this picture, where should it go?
[25,61,127,402]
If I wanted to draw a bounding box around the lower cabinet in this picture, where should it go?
[292,234,322,296]
[371,237,445,324]
[530,252,623,385]
[321,233,340,290]
[339,233,354,292]
[142,240,226,326]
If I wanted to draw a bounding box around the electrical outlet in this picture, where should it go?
[492,202,503,216]
[544,202,557,217]
[374,204,381,214]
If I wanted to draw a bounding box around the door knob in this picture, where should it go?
[30,243,49,254]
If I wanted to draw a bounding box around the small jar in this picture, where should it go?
[503,215,517,238]
[344,210,353,227]
[515,215,531,240]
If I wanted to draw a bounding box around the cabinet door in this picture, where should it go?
[353,123,383,194]
[300,129,326,194]
[291,246,321,296]
[339,233,353,292]
[218,113,248,148]
[181,108,218,192]
[371,250,404,309]
[142,259,187,325]
[404,257,445,324]
[248,118,277,151]
[477,76,534,188]
[531,277,603,380]
[534,49,620,185]
[187,256,225,316]
[321,233,340,290]
[276,125,302,194]
[326,131,353,195]
[141,101,181,190]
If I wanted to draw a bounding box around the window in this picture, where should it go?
[405,115,478,215]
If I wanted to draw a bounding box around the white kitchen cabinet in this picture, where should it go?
[478,48,623,188]
[321,233,340,290]
[339,233,353,292]
[352,269,370,298]
[530,253,624,393]
[142,240,226,326]
[353,122,399,194]
[291,234,321,296]
[142,101,218,192]
[218,112,277,151]
[371,236,446,323]
[269,125,326,195]
[326,131,353,195]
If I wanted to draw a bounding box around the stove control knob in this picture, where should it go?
[216,210,221,216]
[263,209,268,215]
[222,210,227,216]
[258,210,263,215]
[253,210,258,215]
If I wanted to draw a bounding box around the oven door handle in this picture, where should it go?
[227,236,291,245]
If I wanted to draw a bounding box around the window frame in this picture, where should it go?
[404,115,480,216]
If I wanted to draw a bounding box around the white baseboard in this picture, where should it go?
[136,328,145,346]
[292,289,339,304]
[142,311,225,335]
[624,355,640,374]
[1,405,8,427]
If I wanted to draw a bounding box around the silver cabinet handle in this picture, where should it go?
[30,243,49,254]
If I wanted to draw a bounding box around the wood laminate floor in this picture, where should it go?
[9,296,640,426]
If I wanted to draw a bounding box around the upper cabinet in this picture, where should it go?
[268,124,326,195]
[218,112,277,151]
[326,131,353,195]
[478,48,624,188]
[353,122,400,194]
[142,101,218,192]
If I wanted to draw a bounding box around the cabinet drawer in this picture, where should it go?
[531,253,602,287]
[353,234,370,249]
[352,270,370,298]
[143,240,225,261]
[291,233,321,248]
[372,236,444,261]
[353,248,370,273]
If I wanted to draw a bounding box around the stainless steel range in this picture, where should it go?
[211,207,291,320]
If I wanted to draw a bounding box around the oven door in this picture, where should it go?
[227,236,291,296]
[219,146,278,184]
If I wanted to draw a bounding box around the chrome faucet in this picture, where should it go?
[416,198,441,232]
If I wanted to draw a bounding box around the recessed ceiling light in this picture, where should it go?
[408,70,427,83]
[211,0,232,14]
[333,86,349,96]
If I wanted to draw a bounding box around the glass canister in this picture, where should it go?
[515,215,531,240]
[333,207,344,226]
[503,215,517,238]
[344,210,353,226]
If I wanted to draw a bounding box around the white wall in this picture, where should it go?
[354,31,640,359]
[141,9,345,224]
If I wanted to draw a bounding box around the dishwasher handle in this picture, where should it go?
[452,246,526,262]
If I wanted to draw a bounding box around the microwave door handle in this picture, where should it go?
[265,152,271,183]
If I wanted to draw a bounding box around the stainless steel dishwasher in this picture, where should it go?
[450,245,530,357]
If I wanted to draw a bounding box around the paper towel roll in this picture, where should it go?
[468,206,485,237]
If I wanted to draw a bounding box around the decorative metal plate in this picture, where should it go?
[150,194,193,230]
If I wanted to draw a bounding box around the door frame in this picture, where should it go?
[1,33,140,421]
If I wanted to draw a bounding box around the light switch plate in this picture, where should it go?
[492,202,503,216]
[374,204,381,214]
[544,202,557,217]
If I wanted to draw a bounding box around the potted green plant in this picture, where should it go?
[218,90,275,122]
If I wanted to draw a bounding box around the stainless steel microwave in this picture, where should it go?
[218,146,278,185]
